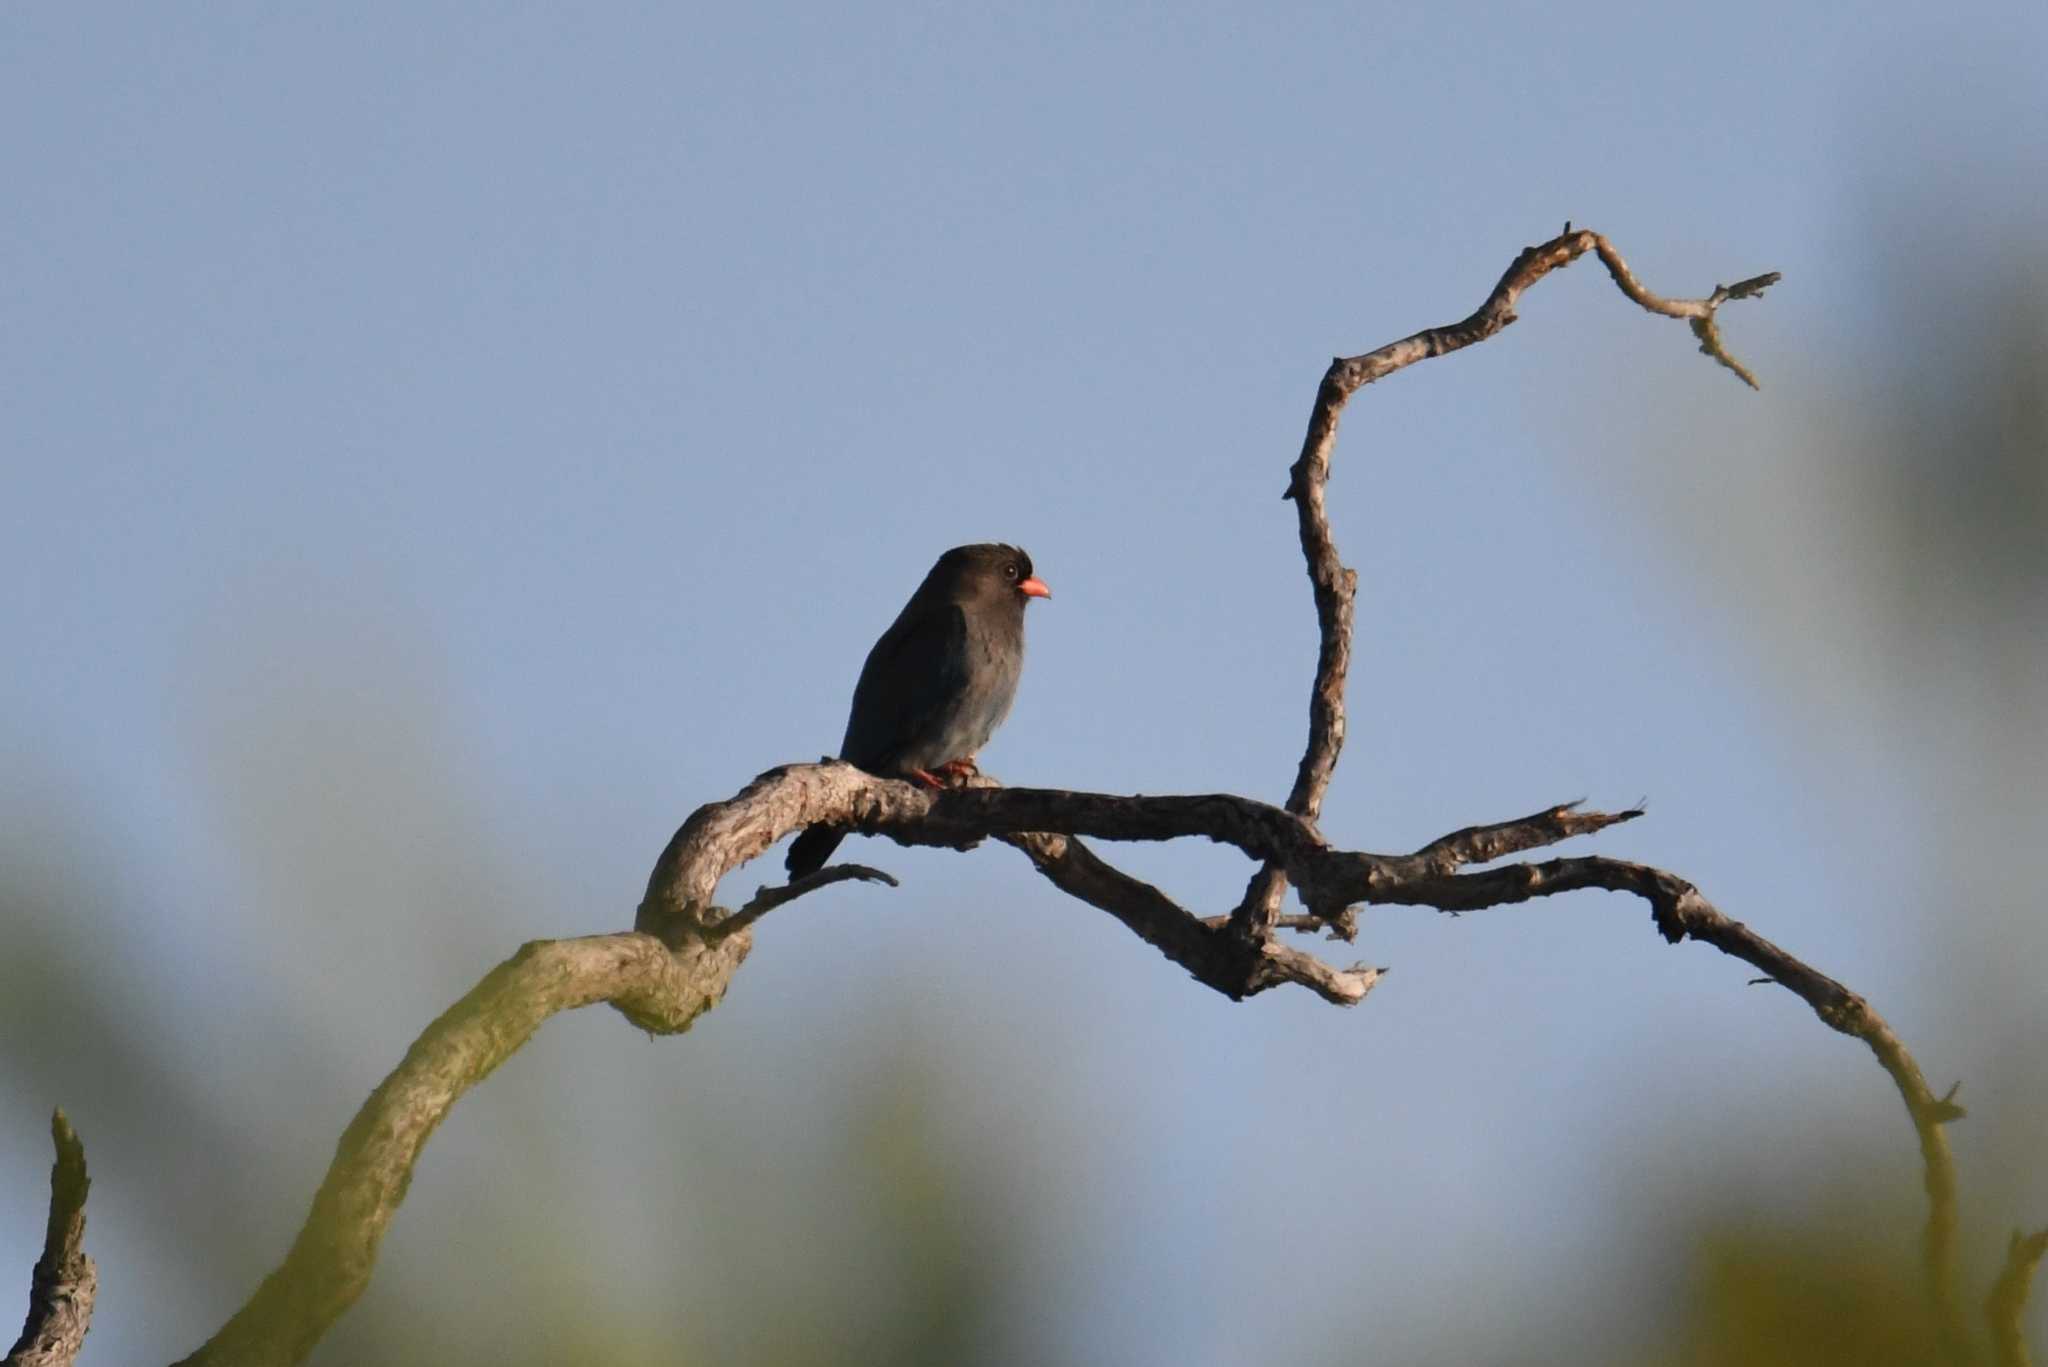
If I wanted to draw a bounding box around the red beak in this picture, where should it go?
[1018,577,1052,600]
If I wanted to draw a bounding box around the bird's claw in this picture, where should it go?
[907,759,978,790]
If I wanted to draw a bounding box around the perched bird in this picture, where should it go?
[785,543,1050,878]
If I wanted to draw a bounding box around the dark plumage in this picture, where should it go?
[786,543,1050,878]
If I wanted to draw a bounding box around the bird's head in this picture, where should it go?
[928,543,1051,607]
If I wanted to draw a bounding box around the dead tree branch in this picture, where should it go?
[5,1111,94,1367]
[18,225,2019,1367]
[1229,226,1776,943]
[708,863,900,942]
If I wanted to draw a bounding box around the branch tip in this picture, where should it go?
[1930,1080,1968,1124]
[711,863,901,941]
[1720,270,1782,301]
[8,1107,95,1367]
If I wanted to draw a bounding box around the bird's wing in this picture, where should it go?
[840,601,969,771]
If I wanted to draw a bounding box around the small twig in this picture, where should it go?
[1584,237,1780,389]
[1407,801,1643,873]
[5,1110,94,1367]
[708,864,900,941]
[1257,909,1361,941]
[1989,1228,2048,1367]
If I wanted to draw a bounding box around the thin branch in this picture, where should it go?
[995,823,1383,1005]
[1228,333,1358,937]
[1231,226,1776,941]
[1406,800,1644,873]
[1262,911,1359,939]
[1582,232,1781,388]
[708,863,900,942]
[1354,850,1970,1356]
[1990,1228,2048,1367]
[5,1110,94,1367]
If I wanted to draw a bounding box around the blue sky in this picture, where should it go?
[4,4,2044,1363]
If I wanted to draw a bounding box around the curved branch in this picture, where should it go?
[679,766,1973,1351]
[1355,849,1970,1352]
[709,863,900,942]
[5,1111,93,1367]
[173,934,748,1366]
[1231,226,1777,940]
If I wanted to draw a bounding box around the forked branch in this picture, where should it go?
[1231,226,1776,943]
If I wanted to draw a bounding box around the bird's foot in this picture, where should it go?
[907,759,978,790]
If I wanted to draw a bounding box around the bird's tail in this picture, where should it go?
[784,825,845,879]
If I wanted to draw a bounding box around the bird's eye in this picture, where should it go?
[1004,564,1019,580]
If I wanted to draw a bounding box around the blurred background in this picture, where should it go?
[3,4,2043,1363]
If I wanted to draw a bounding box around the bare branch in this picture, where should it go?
[721,768,1971,1348]
[1261,911,1360,940]
[993,823,1383,1005]
[1353,850,1970,1355]
[632,753,1982,1348]
[708,863,900,942]
[146,225,2007,1367]
[1231,226,1777,941]
[169,750,1978,1359]
[1582,234,1781,388]
[6,1110,94,1367]
[1405,800,1644,874]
